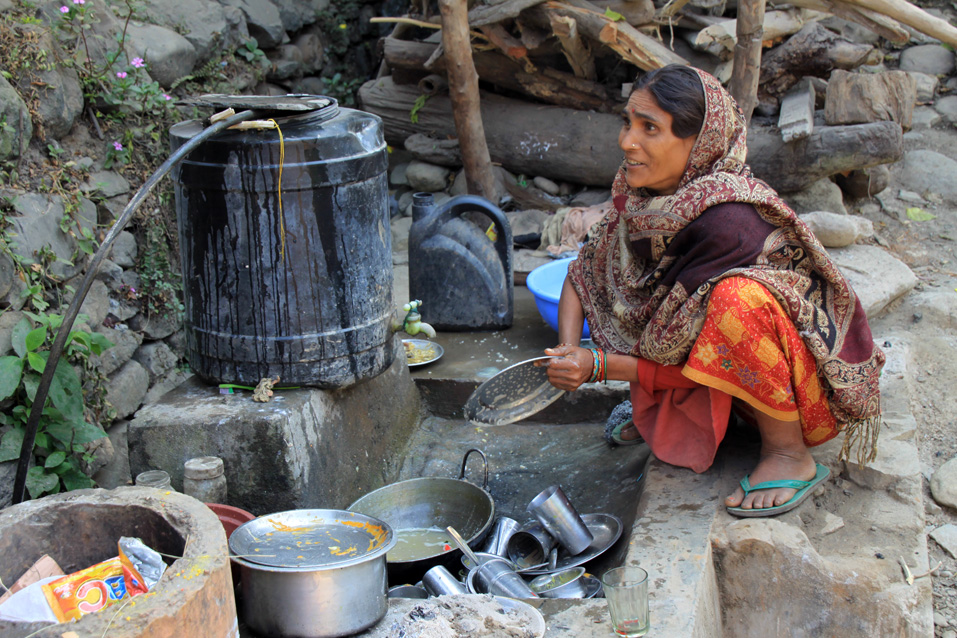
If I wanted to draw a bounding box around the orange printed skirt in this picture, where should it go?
[683,276,839,446]
[631,277,839,472]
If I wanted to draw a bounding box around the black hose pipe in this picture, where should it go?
[11,109,260,504]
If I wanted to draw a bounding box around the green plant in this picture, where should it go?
[236,38,268,69]
[137,215,184,319]
[321,73,363,107]
[0,311,112,498]
[410,94,429,124]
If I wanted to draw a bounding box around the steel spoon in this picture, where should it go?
[446,526,482,569]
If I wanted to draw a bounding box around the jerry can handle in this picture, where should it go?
[423,194,513,275]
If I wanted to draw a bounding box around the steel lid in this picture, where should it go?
[228,509,395,569]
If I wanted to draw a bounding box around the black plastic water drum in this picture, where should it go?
[169,97,394,388]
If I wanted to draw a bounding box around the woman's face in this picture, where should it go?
[618,88,698,195]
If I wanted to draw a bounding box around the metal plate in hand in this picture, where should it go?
[463,356,565,426]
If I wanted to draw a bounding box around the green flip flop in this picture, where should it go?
[726,463,830,518]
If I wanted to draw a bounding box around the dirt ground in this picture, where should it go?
[853,120,957,635]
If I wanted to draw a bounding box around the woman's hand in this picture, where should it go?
[542,343,594,391]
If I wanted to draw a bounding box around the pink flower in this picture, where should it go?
[116,71,127,79]
[131,57,144,68]
[72,0,84,4]
[113,142,123,151]
[60,6,69,12]
[163,94,172,101]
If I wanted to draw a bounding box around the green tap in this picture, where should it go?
[392,299,437,338]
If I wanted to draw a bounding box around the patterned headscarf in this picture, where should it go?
[568,67,883,462]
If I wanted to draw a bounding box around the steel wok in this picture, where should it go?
[347,449,495,582]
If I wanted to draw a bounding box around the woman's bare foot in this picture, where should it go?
[618,422,642,441]
[725,412,817,511]
[724,450,817,510]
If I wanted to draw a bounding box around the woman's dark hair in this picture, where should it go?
[633,65,705,139]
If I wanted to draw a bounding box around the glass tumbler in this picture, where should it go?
[602,566,649,637]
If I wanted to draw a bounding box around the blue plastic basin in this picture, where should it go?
[525,258,591,339]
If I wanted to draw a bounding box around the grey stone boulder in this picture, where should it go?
[931,458,957,510]
[66,279,111,328]
[912,106,942,129]
[784,178,848,215]
[835,164,890,199]
[92,420,131,489]
[0,459,18,509]
[292,30,324,75]
[0,309,23,355]
[569,188,612,207]
[829,244,917,317]
[390,162,410,187]
[219,0,285,50]
[899,44,955,76]
[83,170,130,199]
[934,95,957,125]
[79,434,114,477]
[6,193,95,280]
[144,367,193,405]
[110,231,138,268]
[106,360,150,421]
[909,72,939,103]
[406,160,451,192]
[930,524,957,559]
[533,176,560,196]
[133,341,178,383]
[31,65,83,140]
[135,0,249,64]
[908,290,957,332]
[899,149,957,203]
[266,44,303,82]
[0,74,32,161]
[92,324,143,376]
[128,311,180,341]
[391,215,412,252]
[0,252,13,300]
[270,0,323,33]
[125,22,198,89]
[800,211,872,247]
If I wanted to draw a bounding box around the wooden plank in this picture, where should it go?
[777,78,815,142]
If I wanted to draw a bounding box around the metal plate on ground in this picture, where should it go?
[520,513,623,576]
[463,356,565,426]
[228,509,393,569]
[402,339,444,367]
[494,597,546,638]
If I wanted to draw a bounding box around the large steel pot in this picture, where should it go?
[347,449,495,583]
[229,509,395,638]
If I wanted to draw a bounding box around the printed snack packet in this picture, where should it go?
[119,536,166,596]
[41,556,128,623]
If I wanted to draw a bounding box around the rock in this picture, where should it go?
[128,311,179,341]
[92,324,143,376]
[0,309,23,355]
[533,176,560,196]
[800,211,871,247]
[271,0,319,33]
[398,190,414,216]
[935,611,952,627]
[835,165,890,199]
[110,231,138,268]
[266,44,304,82]
[713,519,929,637]
[843,438,920,490]
[931,458,957,510]
[27,33,83,140]
[784,178,848,215]
[506,209,550,237]
[908,290,957,332]
[92,420,131,489]
[934,95,957,125]
[134,0,249,64]
[900,149,957,203]
[909,72,939,103]
[67,279,110,328]
[79,434,114,477]
[391,215,412,252]
[0,459,18,509]
[450,167,511,205]
[125,22,198,88]
[219,0,285,49]
[406,160,451,192]
[165,330,188,359]
[133,341,178,383]
[83,170,130,199]
[390,162,410,187]
[820,512,845,535]
[0,74,32,161]
[824,70,916,130]
[829,244,917,317]
[569,188,612,207]
[6,193,93,280]
[143,367,193,405]
[0,251,13,301]
[106,360,150,421]
[911,106,942,129]
[899,44,955,76]
[931,524,957,559]
[292,30,324,75]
